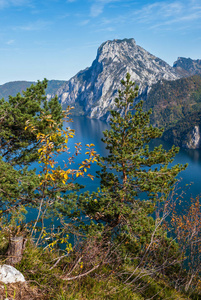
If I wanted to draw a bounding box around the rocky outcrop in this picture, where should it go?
[183,126,201,149]
[0,265,25,284]
[56,38,181,120]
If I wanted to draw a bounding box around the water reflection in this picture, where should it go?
[66,116,109,157]
[184,149,201,163]
[56,116,110,193]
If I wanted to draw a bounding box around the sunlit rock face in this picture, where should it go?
[183,126,201,149]
[56,38,181,119]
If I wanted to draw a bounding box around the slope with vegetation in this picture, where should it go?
[0,75,200,299]
[143,75,201,147]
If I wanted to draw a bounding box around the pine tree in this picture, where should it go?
[0,79,63,166]
[79,73,187,252]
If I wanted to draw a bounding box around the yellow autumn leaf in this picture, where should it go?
[50,174,55,181]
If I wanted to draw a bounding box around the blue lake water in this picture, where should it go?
[56,116,201,204]
[26,115,201,249]
[32,116,201,215]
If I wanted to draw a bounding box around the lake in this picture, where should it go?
[55,116,201,206]
[28,115,201,234]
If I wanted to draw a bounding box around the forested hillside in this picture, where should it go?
[144,75,201,147]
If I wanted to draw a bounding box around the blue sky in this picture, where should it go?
[0,0,201,84]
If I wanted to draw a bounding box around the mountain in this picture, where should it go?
[1,38,201,148]
[173,57,201,77]
[143,75,201,148]
[56,38,181,120]
[0,81,35,101]
[0,80,66,102]
[45,80,67,99]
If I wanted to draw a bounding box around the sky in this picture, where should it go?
[0,0,201,84]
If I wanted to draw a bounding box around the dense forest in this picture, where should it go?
[0,75,200,299]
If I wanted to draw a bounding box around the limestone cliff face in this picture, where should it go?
[183,126,201,149]
[56,38,181,119]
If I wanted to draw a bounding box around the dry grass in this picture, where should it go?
[0,282,45,300]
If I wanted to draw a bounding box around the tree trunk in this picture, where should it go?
[7,236,26,265]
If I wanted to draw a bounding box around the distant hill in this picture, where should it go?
[0,80,66,102]
[0,81,35,101]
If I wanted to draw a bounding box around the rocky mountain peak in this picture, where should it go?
[56,38,182,120]
[97,38,137,63]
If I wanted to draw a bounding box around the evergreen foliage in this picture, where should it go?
[79,73,187,256]
[0,79,63,166]
[0,79,63,225]
[144,75,201,129]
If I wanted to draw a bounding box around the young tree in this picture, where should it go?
[25,108,97,247]
[78,73,187,267]
[171,196,201,293]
